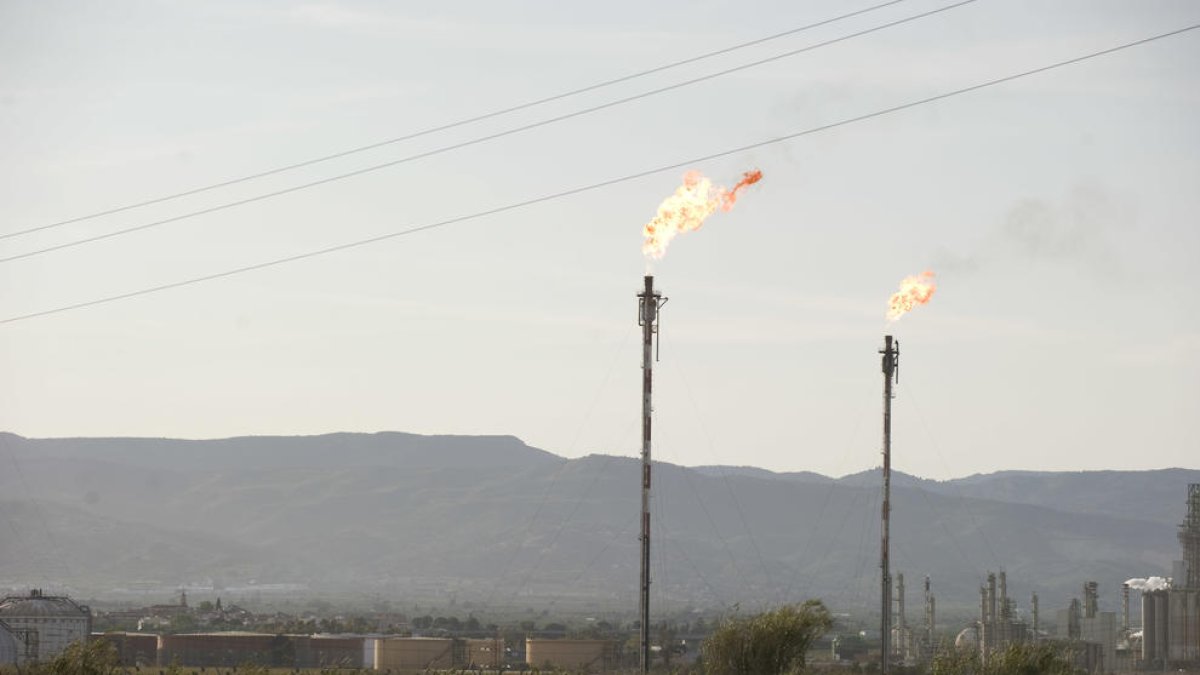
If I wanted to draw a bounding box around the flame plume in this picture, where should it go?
[887,270,936,321]
[642,169,763,260]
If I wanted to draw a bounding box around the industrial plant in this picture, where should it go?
[878,481,1200,673]
[1140,482,1200,668]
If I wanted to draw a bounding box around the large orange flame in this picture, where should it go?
[642,169,763,259]
[886,270,936,321]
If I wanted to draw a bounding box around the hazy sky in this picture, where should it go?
[1,0,1197,479]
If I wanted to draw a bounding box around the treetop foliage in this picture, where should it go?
[701,600,833,675]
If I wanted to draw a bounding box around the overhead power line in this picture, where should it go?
[0,0,978,265]
[0,0,916,241]
[2,22,1196,326]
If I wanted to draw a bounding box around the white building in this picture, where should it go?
[0,589,92,662]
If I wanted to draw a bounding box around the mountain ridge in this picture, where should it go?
[1,431,1193,617]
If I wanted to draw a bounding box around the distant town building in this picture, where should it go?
[0,589,92,662]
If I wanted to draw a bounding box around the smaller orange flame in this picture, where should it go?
[887,270,936,321]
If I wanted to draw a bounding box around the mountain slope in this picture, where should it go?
[0,432,1188,617]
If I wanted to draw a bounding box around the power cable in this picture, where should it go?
[671,455,747,597]
[0,0,917,241]
[0,0,980,264]
[497,454,618,611]
[653,487,671,619]
[541,512,640,615]
[668,357,776,605]
[849,483,882,608]
[780,397,874,603]
[478,324,636,612]
[898,379,1003,568]
[2,22,1195,326]
[0,434,73,581]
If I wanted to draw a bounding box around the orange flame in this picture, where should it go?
[642,169,763,259]
[886,270,936,321]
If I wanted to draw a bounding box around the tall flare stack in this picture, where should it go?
[637,275,666,674]
[879,335,899,674]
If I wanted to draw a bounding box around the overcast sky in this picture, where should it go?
[1,0,1197,479]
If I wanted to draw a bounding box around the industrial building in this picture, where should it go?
[1140,482,1200,669]
[1053,581,1127,673]
[955,572,1128,673]
[525,638,618,672]
[0,589,92,662]
[888,572,936,665]
[978,571,1031,659]
[949,482,1200,674]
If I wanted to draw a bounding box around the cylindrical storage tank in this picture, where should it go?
[309,636,363,668]
[362,638,376,669]
[1154,591,1170,662]
[525,639,616,672]
[374,637,455,670]
[1142,592,1156,662]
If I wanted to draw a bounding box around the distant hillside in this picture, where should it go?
[692,465,830,484]
[932,469,1200,524]
[0,500,261,582]
[0,431,559,471]
[697,462,1200,525]
[0,432,1191,620]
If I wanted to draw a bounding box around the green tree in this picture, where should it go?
[700,600,833,675]
[31,639,119,675]
[657,622,678,669]
[930,642,1083,675]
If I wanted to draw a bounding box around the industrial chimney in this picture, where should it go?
[636,275,665,674]
[879,335,899,675]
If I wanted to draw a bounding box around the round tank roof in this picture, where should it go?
[954,627,979,649]
[0,593,89,619]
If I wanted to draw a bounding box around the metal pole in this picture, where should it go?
[1031,593,1039,644]
[880,334,899,675]
[897,573,906,663]
[926,578,935,657]
[638,275,664,674]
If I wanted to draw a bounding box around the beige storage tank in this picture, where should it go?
[373,637,455,670]
[524,638,617,672]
